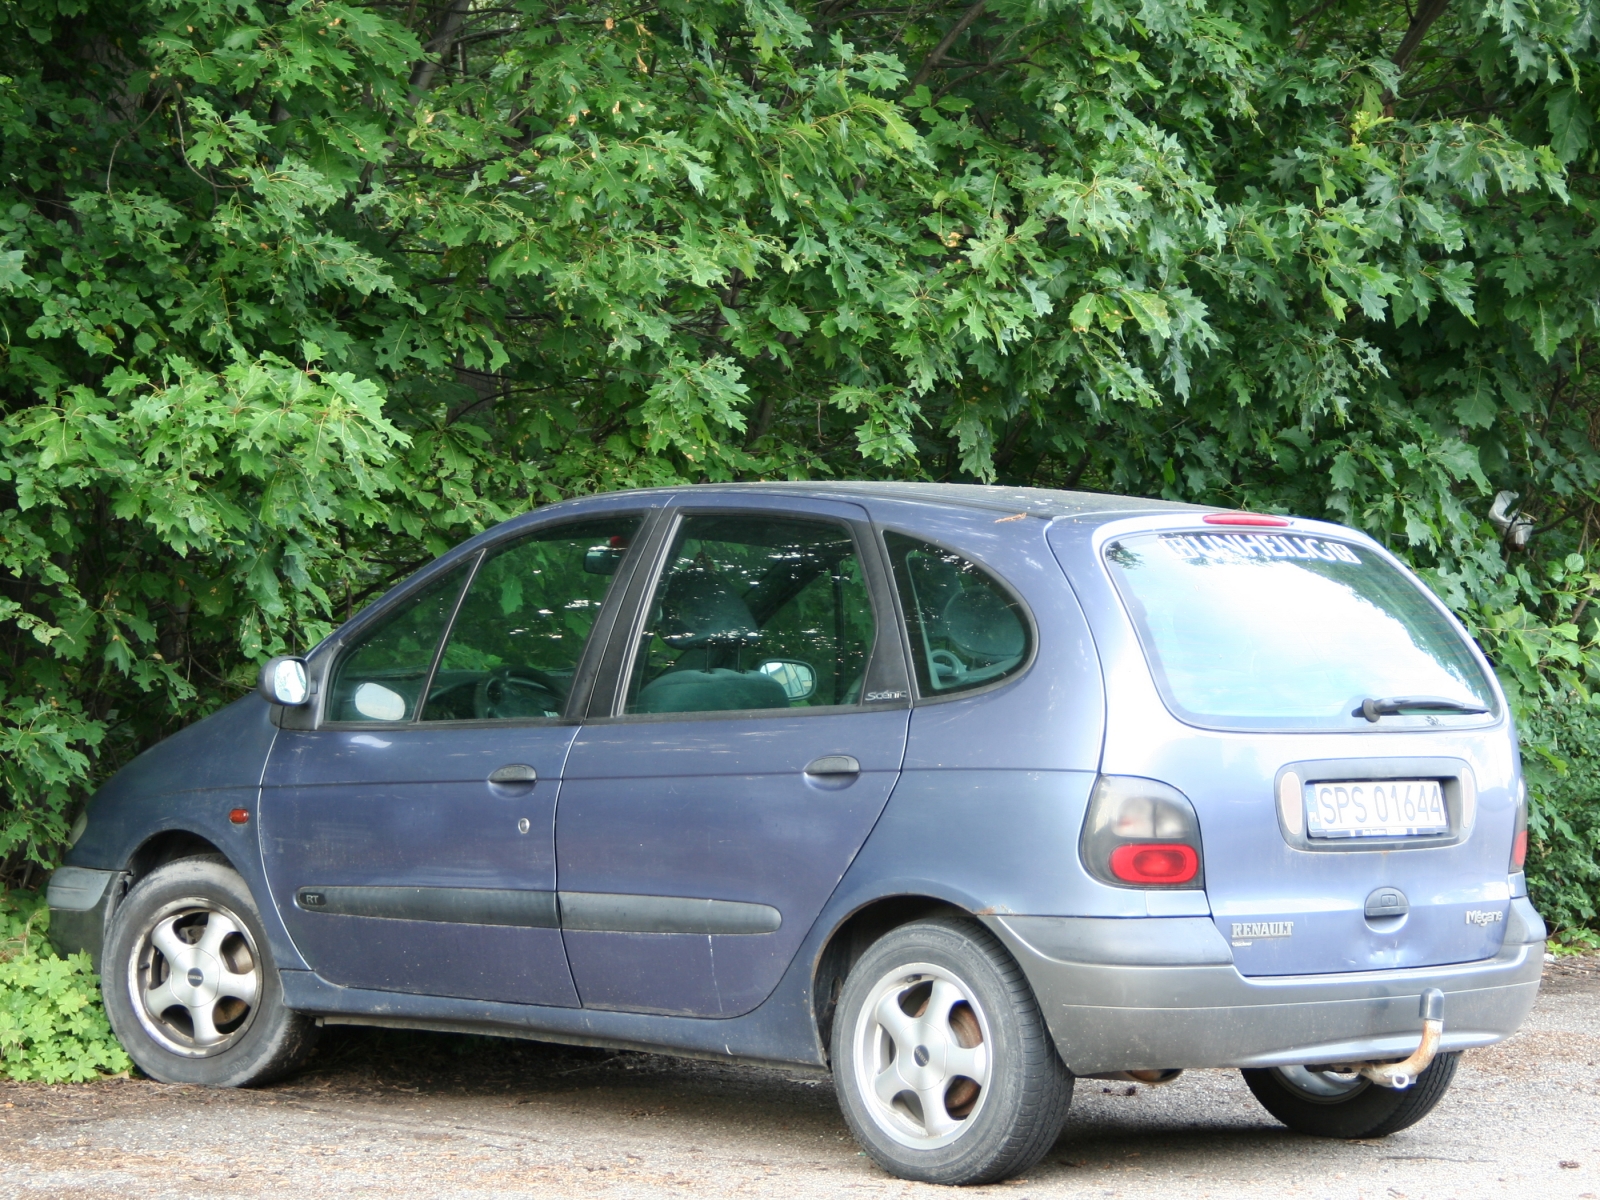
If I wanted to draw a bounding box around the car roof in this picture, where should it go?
[594,481,1206,522]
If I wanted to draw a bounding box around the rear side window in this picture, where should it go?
[1104,531,1498,731]
[885,533,1031,698]
[625,514,875,715]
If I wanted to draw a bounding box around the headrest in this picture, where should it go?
[943,588,1024,664]
[658,570,762,647]
[907,553,965,619]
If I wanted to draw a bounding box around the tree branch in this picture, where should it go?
[410,0,473,95]
[910,1,987,89]
[1382,0,1450,113]
[1392,0,1451,77]
[1291,0,1341,50]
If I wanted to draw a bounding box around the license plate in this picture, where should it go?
[1305,779,1449,839]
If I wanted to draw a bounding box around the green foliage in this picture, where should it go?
[0,890,130,1081]
[1521,698,1600,934]
[2,0,1600,928]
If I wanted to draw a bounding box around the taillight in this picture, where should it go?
[1510,778,1528,870]
[1081,776,1205,890]
[1109,843,1199,885]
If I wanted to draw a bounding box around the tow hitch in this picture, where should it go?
[1346,988,1446,1090]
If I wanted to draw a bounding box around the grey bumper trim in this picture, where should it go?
[986,914,1544,1076]
[45,866,114,912]
[45,869,119,970]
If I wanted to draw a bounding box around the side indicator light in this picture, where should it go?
[1109,843,1199,885]
[1202,512,1292,527]
[229,808,251,825]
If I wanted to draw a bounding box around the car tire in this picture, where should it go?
[830,915,1074,1185]
[102,856,319,1086]
[1242,1052,1459,1139]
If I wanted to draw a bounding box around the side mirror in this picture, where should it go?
[757,659,817,701]
[259,656,311,707]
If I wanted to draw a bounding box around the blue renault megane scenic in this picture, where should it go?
[47,482,1543,1185]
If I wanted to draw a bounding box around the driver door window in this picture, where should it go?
[422,517,643,721]
[326,563,472,723]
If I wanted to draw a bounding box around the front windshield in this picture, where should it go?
[1104,530,1498,731]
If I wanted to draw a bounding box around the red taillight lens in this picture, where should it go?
[1202,512,1291,527]
[1109,843,1199,885]
[1510,779,1528,871]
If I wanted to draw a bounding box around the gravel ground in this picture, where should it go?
[3,957,1597,1200]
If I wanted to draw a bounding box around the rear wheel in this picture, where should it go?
[1242,1053,1459,1139]
[102,856,319,1086]
[831,916,1073,1185]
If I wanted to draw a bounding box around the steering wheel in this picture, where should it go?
[473,665,566,720]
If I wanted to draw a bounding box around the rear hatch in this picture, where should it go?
[1053,518,1520,977]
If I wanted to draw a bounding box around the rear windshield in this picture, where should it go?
[1104,531,1498,731]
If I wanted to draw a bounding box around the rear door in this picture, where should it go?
[556,496,913,1016]
[1054,518,1519,976]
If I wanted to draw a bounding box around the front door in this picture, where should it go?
[259,514,643,1006]
[557,502,912,1017]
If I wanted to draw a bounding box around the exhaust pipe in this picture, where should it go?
[1355,989,1445,1090]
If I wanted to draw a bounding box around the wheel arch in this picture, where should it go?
[104,828,236,932]
[812,893,975,1058]
[126,828,232,880]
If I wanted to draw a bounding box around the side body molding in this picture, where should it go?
[291,887,781,936]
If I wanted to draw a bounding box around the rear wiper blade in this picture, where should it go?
[1355,696,1490,722]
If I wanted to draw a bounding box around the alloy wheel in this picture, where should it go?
[851,961,993,1149]
[128,897,261,1057]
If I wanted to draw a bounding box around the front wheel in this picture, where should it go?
[1242,1053,1459,1139]
[831,916,1073,1185]
[102,856,319,1086]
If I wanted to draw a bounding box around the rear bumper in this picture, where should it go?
[984,901,1545,1076]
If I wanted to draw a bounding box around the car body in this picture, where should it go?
[48,482,1545,1183]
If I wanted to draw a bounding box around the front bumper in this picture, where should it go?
[983,900,1546,1076]
[45,867,118,970]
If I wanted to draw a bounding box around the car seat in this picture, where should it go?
[634,569,790,713]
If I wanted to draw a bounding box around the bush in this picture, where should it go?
[0,889,130,1082]
[1522,702,1600,945]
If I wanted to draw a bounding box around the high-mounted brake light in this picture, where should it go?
[1202,512,1292,527]
[1110,843,1199,885]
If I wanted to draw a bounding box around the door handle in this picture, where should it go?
[489,763,538,784]
[804,755,860,777]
